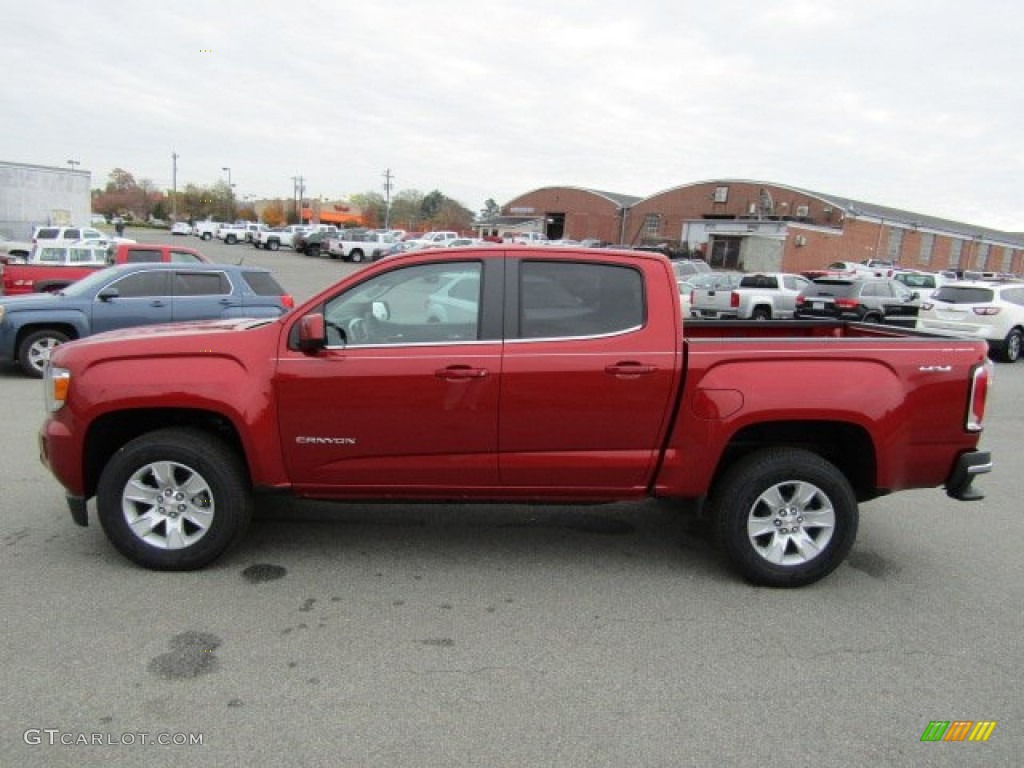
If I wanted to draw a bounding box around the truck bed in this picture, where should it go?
[683,318,928,340]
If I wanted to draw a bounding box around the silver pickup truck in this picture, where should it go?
[691,272,813,320]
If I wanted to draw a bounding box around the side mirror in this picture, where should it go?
[97,288,119,302]
[298,313,326,353]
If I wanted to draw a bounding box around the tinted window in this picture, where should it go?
[124,248,162,263]
[241,271,286,296]
[804,280,857,298]
[106,271,169,298]
[932,286,995,304]
[174,271,230,296]
[63,228,81,240]
[1001,287,1024,307]
[739,274,778,289]
[519,261,643,338]
[36,228,60,240]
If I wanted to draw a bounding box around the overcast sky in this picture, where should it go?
[3,0,1021,230]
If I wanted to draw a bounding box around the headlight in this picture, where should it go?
[44,364,70,413]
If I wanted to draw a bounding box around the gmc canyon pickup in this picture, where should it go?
[38,247,992,586]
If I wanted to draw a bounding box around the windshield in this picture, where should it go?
[57,266,125,297]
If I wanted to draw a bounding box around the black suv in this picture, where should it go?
[794,277,920,326]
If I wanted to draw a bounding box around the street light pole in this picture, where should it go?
[222,166,233,220]
[67,159,80,171]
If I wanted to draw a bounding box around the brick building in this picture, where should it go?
[492,180,1024,275]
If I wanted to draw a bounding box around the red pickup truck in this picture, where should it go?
[2,243,210,295]
[38,247,993,586]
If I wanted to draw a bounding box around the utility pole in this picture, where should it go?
[291,175,305,223]
[171,151,178,221]
[382,168,394,229]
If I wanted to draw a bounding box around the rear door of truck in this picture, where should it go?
[498,253,681,491]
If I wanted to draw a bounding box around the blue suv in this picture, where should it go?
[0,262,293,377]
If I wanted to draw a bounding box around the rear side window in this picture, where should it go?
[519,261,644,338]
[174,271,230,296]
[124,248,162,263]
[35,228,60,240]
[933,286,995,304]
[63,228,81,240]
[241,271,285,296]
[37,247,66,263]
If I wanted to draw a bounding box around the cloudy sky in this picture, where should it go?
[3,1,1021,229]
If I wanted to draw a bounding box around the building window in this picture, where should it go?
[1000,247,1012,273]
[918,233,934,266]
[643,214,662,239]
[949,239,963,268]
[977,242,990,270]
[713,186,729,203]
[886,228,904,261]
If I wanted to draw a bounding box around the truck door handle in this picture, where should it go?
[605,362,658,376]
[435,365,489,380]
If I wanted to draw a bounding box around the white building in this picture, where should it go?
[0,161,92,240]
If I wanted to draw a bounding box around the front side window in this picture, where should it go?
[324,261,482,346]
[519,261,643,338]
[104,271,169,298]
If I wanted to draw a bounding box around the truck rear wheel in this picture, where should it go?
[267,240,280,251]
[307,244,321,258]
[711,448,858,587]
[18,329,69,377]
[201,232,212,241]
[96,428,252,570]
[349,249,365,263]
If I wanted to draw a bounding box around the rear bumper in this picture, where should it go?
[945,450,992,501]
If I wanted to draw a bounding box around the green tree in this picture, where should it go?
[479,198,501,220]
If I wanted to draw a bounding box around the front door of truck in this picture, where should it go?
[276,259,503,493]
[498,258,678,492]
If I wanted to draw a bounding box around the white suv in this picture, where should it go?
[32,225,134,246]
[917,281,1024,362]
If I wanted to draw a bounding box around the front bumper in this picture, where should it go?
[945,450,992,501]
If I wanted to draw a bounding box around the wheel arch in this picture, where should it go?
[709,420,878,502]
[81,408,249,500]
[14,322,79,360]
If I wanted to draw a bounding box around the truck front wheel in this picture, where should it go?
[349,249,365,263]
[711,448,858,587]
[96,428,252,570]
[18,329,70,377]
[201,232,212,241]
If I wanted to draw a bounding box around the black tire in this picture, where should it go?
[201,232,212,241]
[96,427,252,570]
[711,448,858,587]
[307,244,321,258]
[1000,328,1022,362]
[226,235,237,245]
[252,241,261,249]
[751,307,771,321]
[861,312,882,323]
[349,249,365,263]
[18,329,69,377]
[267,240,280,252]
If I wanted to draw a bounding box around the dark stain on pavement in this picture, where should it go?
[242,563,287,583]
[149,631,222,680]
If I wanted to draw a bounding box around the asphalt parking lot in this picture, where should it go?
[1,229,1020,767]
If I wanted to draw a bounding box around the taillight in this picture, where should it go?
[795,295,806,306]
[835,298,858,308]
[280,294,294,310]
[967,359,992,432]
[973,307,1000,316]
[730,291,740,308]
